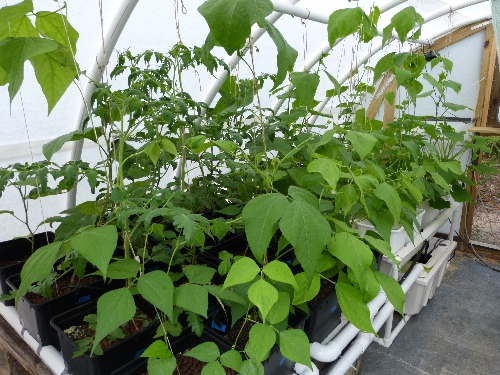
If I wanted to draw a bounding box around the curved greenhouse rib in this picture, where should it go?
[67,0,139,209]
[307,0,490,126]
[270,0,409,115]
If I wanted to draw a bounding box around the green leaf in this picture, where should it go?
[345,131,378,160]
[393,67,413,86]
[220,349,242,372]
[161,139,178,156]
[141,340,172,359]
[290,72,320,107]
[292,272,320,305]
[0,0,33,38]
[288,185,318,209]
[185,342,220,362]
[204,285,247,306]
[279,200,331,280]
[307,158,340,190]
[17,241,62,305]
[327,8,363,46]
[279,329,311,368]
[174,283,209,318]
[223,257,260,289]
[144,142,162,165]
[198,0,273,55]
[383,6,423,45]
[242,193,290,263]
[240,359,264,375]
[248,323,276,362]
[374,182,401,224]
[106,259,140,279]
[328,232,373,289]
[262,260,297,289]
[364,234,399,265]
[183,265,216,285]
[70,225,118,279]
[202,361,225,375]
[211,219,229,241]
[92,288,136,355]
[442,102,469,112]
[372,53,394,84]
[259,19,298,90]
[0,14,38,39]
[0,36,58,100]
[423,73,443,96]
[147,357,177,375]
[137,270,174,321]
[214,139,239,153]
[336,282,376,334]
[374,271,405,316]
[267,292,290,324]
[248,279,278,322]
[42,127,102,161]
[35,11,78,51]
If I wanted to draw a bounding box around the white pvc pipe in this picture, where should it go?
[67,0,139,209]
[308,1,490,125]
[294,362,320,375]
[271,0,329,24]
[0,304,65,375]
[325,264,424,375]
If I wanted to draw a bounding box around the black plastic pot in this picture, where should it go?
[305,289,341,344]
[7,274,111,350]
[0,232,54,306]
[206,308,308,375]
[51,296,159,375]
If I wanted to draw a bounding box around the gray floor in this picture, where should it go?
[362,254,500,375]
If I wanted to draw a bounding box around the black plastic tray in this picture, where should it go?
[51,295,159,375]
[0,232,54,306]
[305,290,342,343]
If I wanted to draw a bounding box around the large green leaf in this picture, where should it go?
[290,72,319,107]
[35,11,78,51]
[327,7,363,46]
[383,6,423,45]
[372,52,395,83]
[374,182,401,224]
[0,14,38,39]
[198,0,273,55]
[92,288,136,355]
[292,272,320,305]
[0,0,33,38]
[223,257,260,289]
[279,200,331,280]
[279,329,311,368]
[262,260,297,289]
[267,292,290,324]
[345,131,378,160]
[374,271,405,316]
[0,36,58,100]
[336,282,376,334]
[242,193,290,263]
[307,158,340,190]
[17,241,62,305]
[364,234,398,265]
[43,127,102,161]
[220,349,242,372]
[185,342,220,362]
[202,361,225,375]
[248,323,275,362]
[328,232,373,289]
[70,225,118,279]
[141,340,172,359]
[248,279,278,322]
[183,265,216,285]
[106,259,140,279]
[259,19,297,90]
[288,185,318,209]
[174,283,209,318]
[137,270,174,321]
[204,285,247,306]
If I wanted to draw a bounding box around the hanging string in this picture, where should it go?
[300,10,309,64]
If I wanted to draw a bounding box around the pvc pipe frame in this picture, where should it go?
[67,0,139,209]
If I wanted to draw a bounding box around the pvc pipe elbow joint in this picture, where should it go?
[310,340,343,363]
[295,362,320,375]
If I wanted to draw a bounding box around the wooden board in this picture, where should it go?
[468,126,500,135]
[0,317,52,375]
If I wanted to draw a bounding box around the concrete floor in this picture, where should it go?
[362,254,500,375]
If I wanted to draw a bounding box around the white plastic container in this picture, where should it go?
[420,200,444,229]
[356,220,407,253]
[403,239,456,315]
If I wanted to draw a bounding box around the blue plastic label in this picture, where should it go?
[211,321,227,333]
[135,349,146,358]
[280,357,286,366]
[330,305,337,314]
[77,295,90,305]
[208,305,217,314]
[165,247,171,254]
[147,265,159,273]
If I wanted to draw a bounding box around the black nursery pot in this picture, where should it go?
[206,308,307,375]
[304,288,342,344]
[51,296,159,375]
[0,232,54,306]
[6,274,111,350]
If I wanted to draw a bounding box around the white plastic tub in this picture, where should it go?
[356,221,407,253]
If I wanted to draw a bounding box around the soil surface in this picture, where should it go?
[25,274,100,304]
[309,279,336,306]
[0,256,28,267]
[472,161,500,247]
